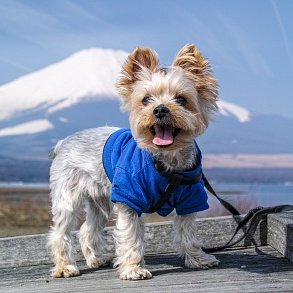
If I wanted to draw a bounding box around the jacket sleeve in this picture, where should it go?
[110,166,151,216]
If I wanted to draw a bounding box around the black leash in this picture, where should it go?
[149,160,293,252]
[203,204,293,253]
[148,159,241,217]
[202,173,293,252]
[202,173,240,216]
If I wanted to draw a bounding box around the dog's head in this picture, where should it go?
[116,44,218,154]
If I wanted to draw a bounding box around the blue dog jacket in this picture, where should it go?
[102,128,209,217]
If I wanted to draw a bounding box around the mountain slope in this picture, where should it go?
[0,47,291,160]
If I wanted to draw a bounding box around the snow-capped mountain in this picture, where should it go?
[0,48,128,121]
[0,48,249,124]
[0,48,292,159]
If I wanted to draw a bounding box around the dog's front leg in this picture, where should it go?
[173,213,219,269]
[113,203,152,280]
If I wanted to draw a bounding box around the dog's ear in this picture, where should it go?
[116,47,159,109]
[172,44,218,104]
[129,47,159,76]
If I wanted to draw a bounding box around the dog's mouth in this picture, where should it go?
[149,124,181,147]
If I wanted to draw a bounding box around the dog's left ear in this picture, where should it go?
[172,44,218,104]
[116,47,159,110]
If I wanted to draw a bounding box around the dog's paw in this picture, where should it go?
[119,265,152,281]
[86,256,113,268]
[51,264,80,278]
[185,252,219,269]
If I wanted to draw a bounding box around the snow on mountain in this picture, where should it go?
[217,100,251,123]
[0,48,128,120]
[0,119,53,137]
[0,47,250,124]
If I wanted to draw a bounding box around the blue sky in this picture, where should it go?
[0,0,293,118]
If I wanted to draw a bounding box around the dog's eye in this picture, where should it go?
[142,96,152,106]
[174,96,187,106]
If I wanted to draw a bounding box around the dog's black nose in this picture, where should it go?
[153,104,170,119]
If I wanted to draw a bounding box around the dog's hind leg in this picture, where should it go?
[113,203,152,280]
[79,195,113,268]
[47,180,82,278]
[173,213,220,269]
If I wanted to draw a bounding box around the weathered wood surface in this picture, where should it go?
[1,213,293,292]
[1,246,292,293]
[268,211,293,262]
[0,215,267,269]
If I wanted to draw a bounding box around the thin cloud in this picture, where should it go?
[270,0,293,68]
[217,13,273,77]
[0,0,61,34]
[62,0,106,24]
[0,56,32,73]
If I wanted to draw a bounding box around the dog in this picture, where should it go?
[47,44,220,280]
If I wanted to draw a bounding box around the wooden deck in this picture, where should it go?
[0,212,292,292]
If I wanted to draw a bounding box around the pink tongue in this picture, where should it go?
[152,124,174,146]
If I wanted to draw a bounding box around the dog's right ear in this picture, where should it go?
[172,44,218,103]
[116,47,159,109]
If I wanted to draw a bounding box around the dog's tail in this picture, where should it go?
[48,139,64,159]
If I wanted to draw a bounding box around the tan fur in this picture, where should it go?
[172,44,218,125]
[116,47,159,109]
[116,44,218,158]
[172,44,218,102]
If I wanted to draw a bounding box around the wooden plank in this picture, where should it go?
[0,215,267,268]
[0,246,292,293]
[267,211,293,262]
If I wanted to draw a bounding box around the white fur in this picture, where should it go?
[173,213,219,269]
[47,126,219,280]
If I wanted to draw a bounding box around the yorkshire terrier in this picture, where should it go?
[48,44,219,280]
